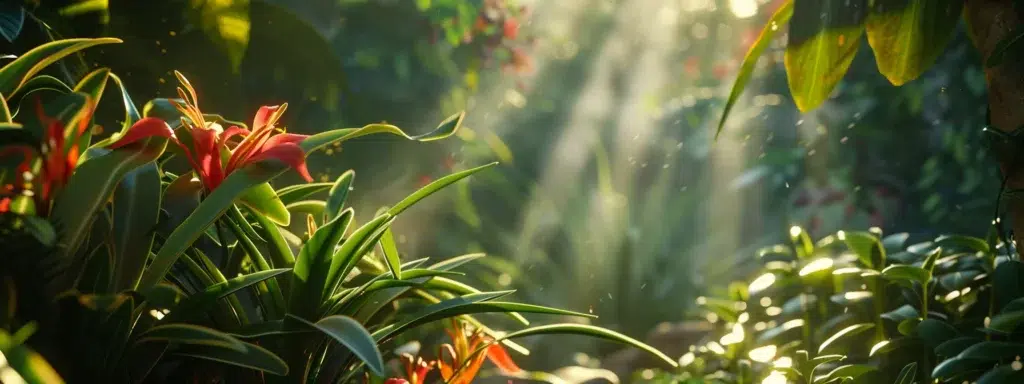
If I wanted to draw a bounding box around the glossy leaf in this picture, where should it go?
[52,120,171,261]
[864,0,964,85]
[110,162,161,291]
[173,341,288,376]
[0,329,65,383]
[843,231,885,269]
[389,162,497,217]
[958,341,1024,361]
[882,265,931,285]
[288,209,355,319]
[785,0,868,111]
[935,337,982,357]
[277,182,333,206]
[818,323,874,353]
[168,269,290,321]
[136,324,246,351]
[0,3,24,42]
[287,315,385,376]
[324,170,354,223]
[488,324,677,368]
[916,318,957,347]
[716,0,793,138]
[379,228,402,279]
[0,38,122,96]
[238,181,290,226]
[989,310,1024,333]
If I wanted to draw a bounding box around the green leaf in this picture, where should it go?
[993,261,1024,311]
[192,0,251,72]
[300,111,464,154]
[864,0,964,85]
[110,162,161,291]
[989,310,1024,333]
[0,38,122,96]
[371,291,513,342]
[882,265,931,285]
[957,341,1024,361]
[288,209,355,319]
[379,228,402,280]
[136,324,246,351]
[238,182,290,226]
[818,323,874,353]
[938,270,985,292]
[488,324,677,368]
[388,162,497,217]
[321,214,396,301]
[139,160,284,289]
[277,182,333,206]
[716,0,793,138]
[167,269,290,322]
[0,329,65,383]
[324,170,354,223]
[52,133,170,263]
[0,3,24,42]
[897,318,921,336]
[881,304,920,323]
[935,234,990,254]
[823,364,876,382]
[932,357,985,380]
[977,364,1024,384]
[935,337,982,357]
[88,73,142,149]
[286,315,385,376]
[843,231,886,269]
[785,0,867,111]
[173,340,288,376]
[893,362,916,384]
[917,318,958,347]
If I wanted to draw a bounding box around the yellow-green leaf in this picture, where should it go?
[192,0,251,73]
[785,0,868,112]
[865,0,964,85]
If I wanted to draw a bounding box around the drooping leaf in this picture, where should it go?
[0,38,122,96]
[864,0,964,85]
[486,324,677,368]
[173,340,288,376]
[300,111,464,154]
[785,0,868,111]
[287,315,385,376]
[716,0,793,138]
[136,324,246,351]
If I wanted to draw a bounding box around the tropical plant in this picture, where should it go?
[717,0,1024,252]
[639,224,1024,383]
[0,37,677,383]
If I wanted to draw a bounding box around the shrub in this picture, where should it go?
[641,225,1024,383]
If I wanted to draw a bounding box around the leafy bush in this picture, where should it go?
[640,224,1024,383]
[0,37,674,383]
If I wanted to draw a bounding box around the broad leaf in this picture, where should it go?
[864,0,964,85]
[818,323,874,353]
[110,162,161,291]
[287,315,385,376]
[238,182,290,225]
[136,324,246,351]
[785,0,868,111]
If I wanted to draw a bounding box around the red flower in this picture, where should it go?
[397,353,435,384]
[110,71,312,192]
[384,379,409,384]
[1,97,169,215]
[503,18,519,40]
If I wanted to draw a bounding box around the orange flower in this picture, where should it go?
[398,353,435,384]
[437,320,520,384]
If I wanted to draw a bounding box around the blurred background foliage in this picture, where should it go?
[3,0,994,378]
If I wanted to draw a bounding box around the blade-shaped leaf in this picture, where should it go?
[111,162,161,291]
[372,291,514,342]
[487,324,676,368]
[785,0,868,111]
[167,269,290,322]
[324,170,354,223]
[299,112,464,154]
[379,228,402,279]
[173,341,288,376]
[0,37,122,95]
[136,324,246,351]
[864,0,964,85]
[238,181,290,226]
[716,0,793,138]
[388,162,497,216]
[286,314,385,376]
[894,362,916,384]
[288,209,355,319]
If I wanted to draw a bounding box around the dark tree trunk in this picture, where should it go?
[965,0,1024,258]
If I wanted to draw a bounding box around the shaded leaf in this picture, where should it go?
[865,0,964,85]
[785,0,868,111]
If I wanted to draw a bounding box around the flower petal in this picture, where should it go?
[189,127,225,190]
[252,105,284,130]
[219,125,251,145]
[109,117,177,149]
[485,343,522,374]
[245,142,312,182]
